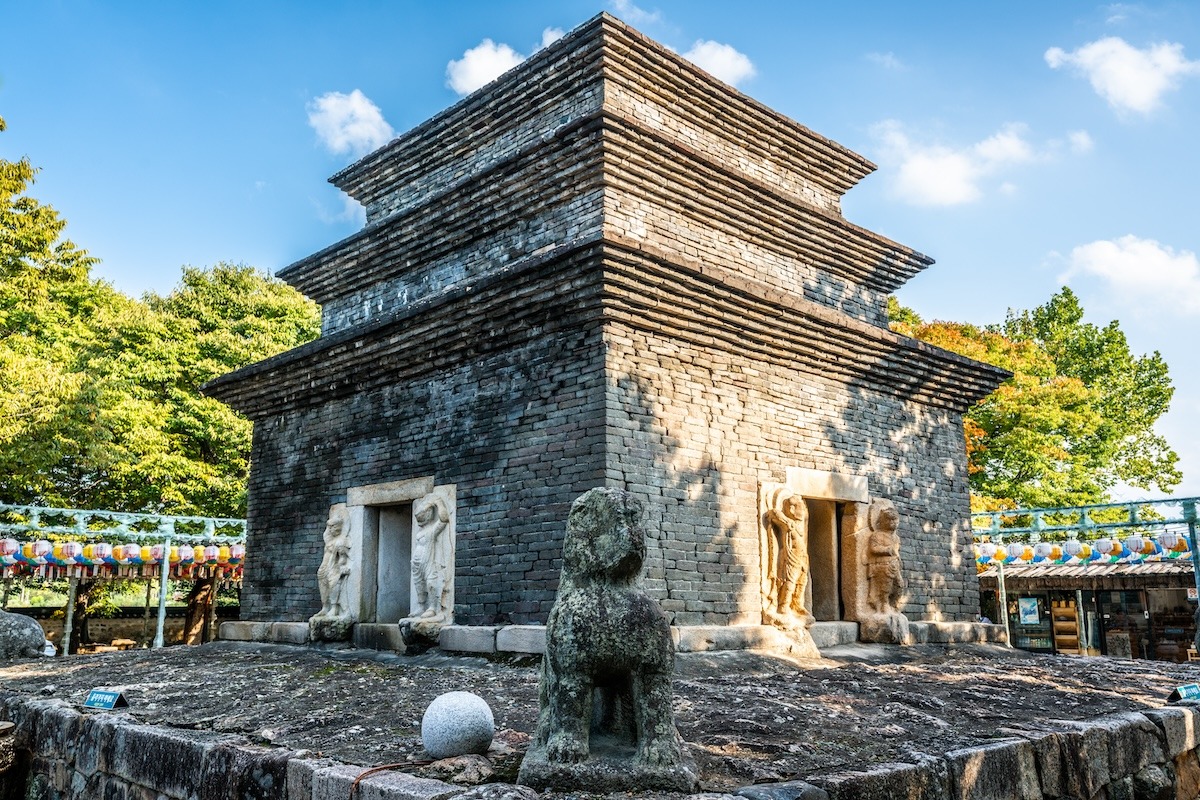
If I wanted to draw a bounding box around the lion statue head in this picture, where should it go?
[560,488,646,589]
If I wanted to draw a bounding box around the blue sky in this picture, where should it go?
[2,1,1198,498]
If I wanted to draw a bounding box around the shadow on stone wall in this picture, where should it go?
[609,373,751,626]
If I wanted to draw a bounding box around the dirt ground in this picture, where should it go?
[3,640,1200,796]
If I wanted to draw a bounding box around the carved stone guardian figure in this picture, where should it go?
[309,503,354,641]
[399,487,456,648]
[866,499,906,614]
[518,488,698,794]
[762,487,813,631]
[409,492,453,622]
[843,497,911,644]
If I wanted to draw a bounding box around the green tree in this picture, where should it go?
[1001,287,1177,499]
[890,289,1179,510]
[1,117,319,515]
[0,114,121,506]
[138,263,320,516]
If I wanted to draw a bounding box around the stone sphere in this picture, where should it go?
[421,691,495,759]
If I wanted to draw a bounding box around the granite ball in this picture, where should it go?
[421,691,495,759]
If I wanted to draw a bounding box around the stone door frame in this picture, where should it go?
[761,467,870,623]
[342,477,456,624]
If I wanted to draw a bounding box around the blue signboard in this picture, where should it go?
[83,689,129,709]
[1169,684,1200,703]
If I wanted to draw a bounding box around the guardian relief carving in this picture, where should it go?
[310,503,354,641]
[761,487,813,631]
[408,489,454,623]
[866,499,906,615]
[844,497,911,644]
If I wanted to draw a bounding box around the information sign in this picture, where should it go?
[1168,684,1200,703]
[83,689,129,710]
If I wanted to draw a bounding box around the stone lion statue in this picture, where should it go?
[519,488,696,793]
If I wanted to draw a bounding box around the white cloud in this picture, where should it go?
[1060,235,1200,314]
[871,121,1054,206]
[866,51,906,71]
[446,39,525,95]
[315,192,366,226]
[609,0,661,26]
[1104,3,1135,24]
[1045,37,1200,114]
[896,147,981,205]
[444,27,566,97]
[307,90,394,157]
[973,125,1036,163]
[681,40,756,87]
[1068,130,1095,154]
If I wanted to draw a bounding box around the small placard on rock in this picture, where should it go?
[1168,683,1200,703]
[83,689,129,709]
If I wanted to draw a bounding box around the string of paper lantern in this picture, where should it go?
[0,538,244,581]
[974,530,1191,570]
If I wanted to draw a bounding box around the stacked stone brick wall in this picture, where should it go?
[331,22,605,225]
[205,12,1008,631]
[604,328,976,625]
[230,255,610,625]
[283,124,606,335]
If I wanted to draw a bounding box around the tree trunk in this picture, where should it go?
[68,579,96,655]
[140,579,153,646]
[184,577,216,645]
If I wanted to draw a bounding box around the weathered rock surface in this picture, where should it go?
[0,609,44,660]
[3,641,1200,798]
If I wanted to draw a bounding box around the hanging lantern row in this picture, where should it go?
[974,530,1192,569]
[0,539,245,581]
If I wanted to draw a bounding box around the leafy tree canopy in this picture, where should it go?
[891,288,1180,510]
[1,117,319,516]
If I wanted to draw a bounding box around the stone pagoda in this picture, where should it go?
[206,13,1008,653]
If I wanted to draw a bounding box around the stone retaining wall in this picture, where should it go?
[2,691,1198,799]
